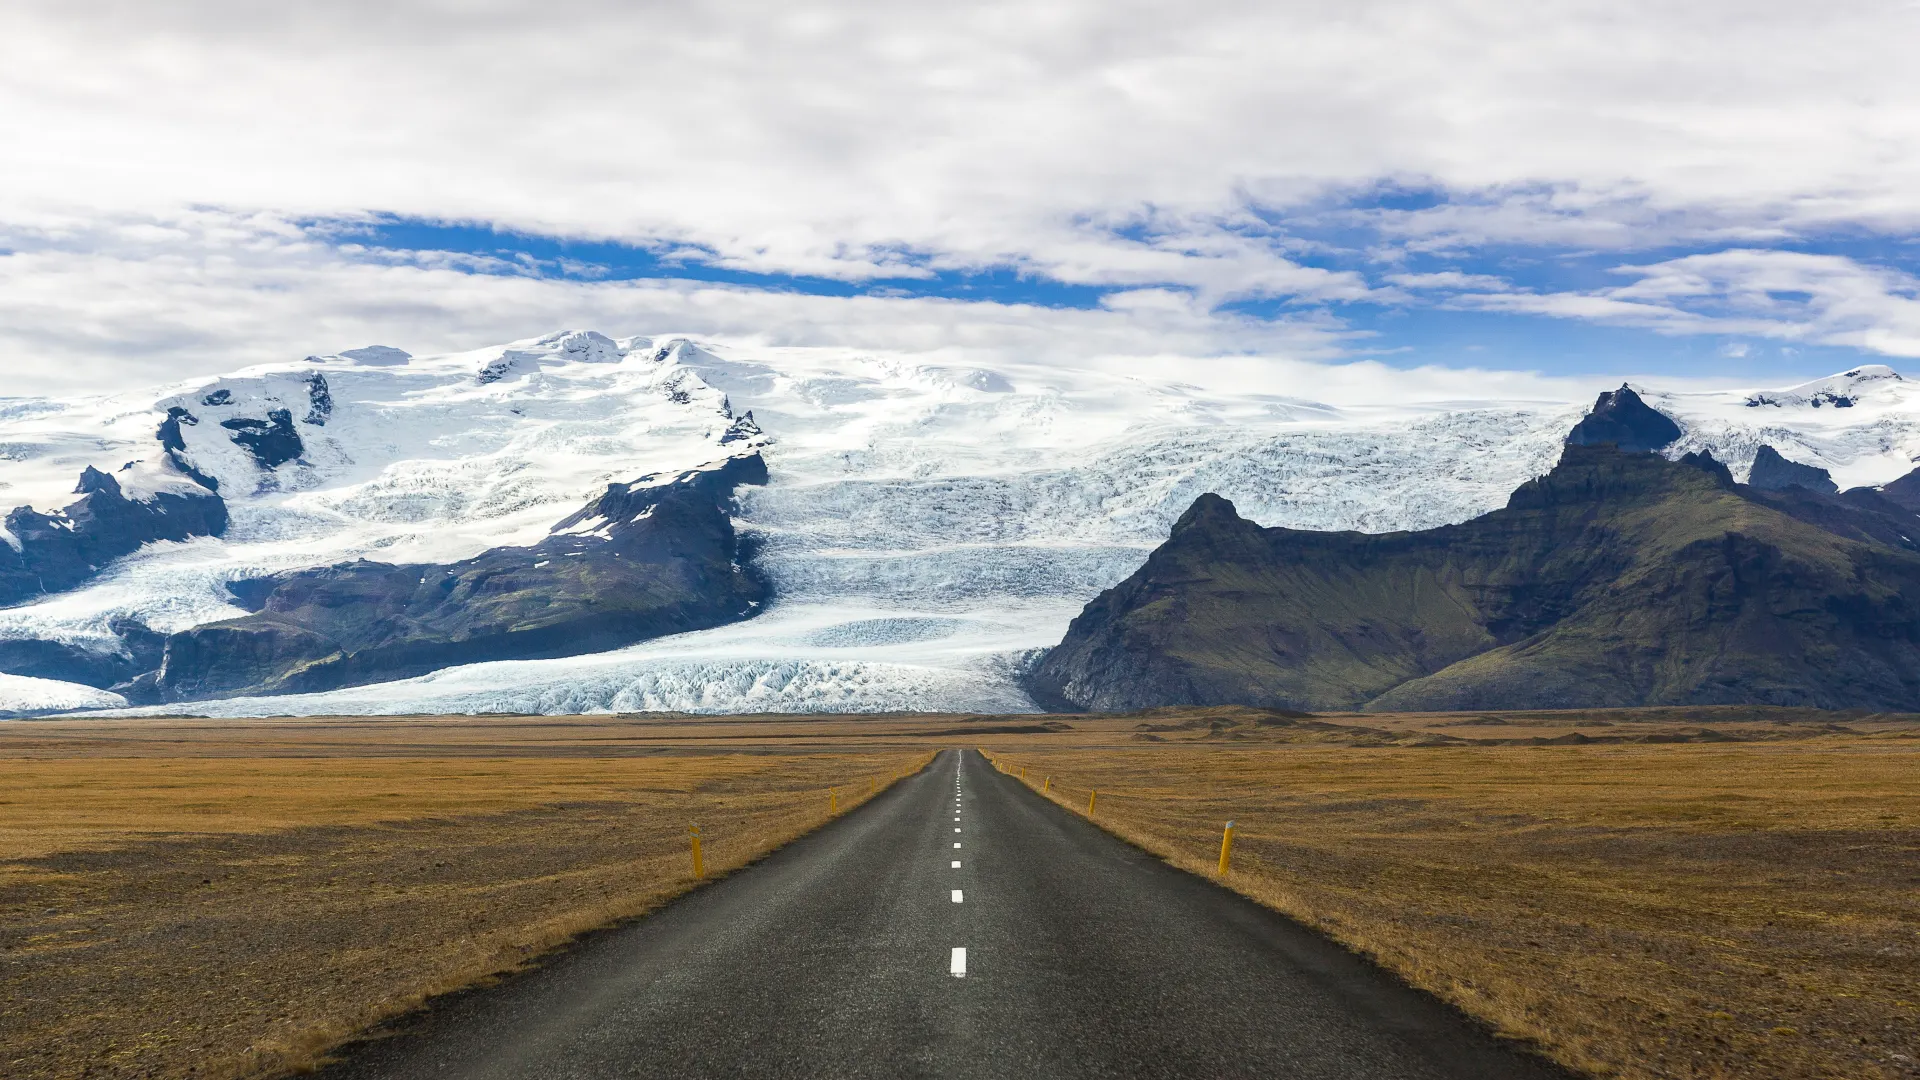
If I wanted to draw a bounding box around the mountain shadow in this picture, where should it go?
[1027,442,1920,713]
[133,454,769,703]
[0,466,227,607]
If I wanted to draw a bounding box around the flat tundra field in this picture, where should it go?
[1,707,1916,1080]
[990,709,1920,1080]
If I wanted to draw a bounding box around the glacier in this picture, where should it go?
[3,336,1919,717]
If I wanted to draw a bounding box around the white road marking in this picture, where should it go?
[955,827,961,833]
[954,842,961,848]
[950,947,967,977]
[951,889,964,903]
[952,860,961,868]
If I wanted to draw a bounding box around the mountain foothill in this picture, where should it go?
[10,350,1920,715]
[1027,386,1920,713]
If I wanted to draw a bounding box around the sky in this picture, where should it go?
[4,0,1920,397]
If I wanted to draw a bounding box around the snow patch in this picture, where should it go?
[337,346,412,366]
[1744,365,1906,409]
[12,344,1920,717]
[0,673,127,715]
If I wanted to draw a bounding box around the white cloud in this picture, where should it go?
[5,2,1920,387]
[4,0,1920,286]
[1384,271,1513,291]
[0,212,1366,396]
[1449,249,1920,357]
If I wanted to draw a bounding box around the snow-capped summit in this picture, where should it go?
[0,332,751,707]
[9,337,1920,718]
[329,346,412,366]
[546,329,622,360]
[1745,364,1907,409]
[476,330,624,383]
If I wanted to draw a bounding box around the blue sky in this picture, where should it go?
[333,213,1907,383]
[4,1,1920,395]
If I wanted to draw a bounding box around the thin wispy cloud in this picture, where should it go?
[1453,250,1920,357]
[3,0,1919,390]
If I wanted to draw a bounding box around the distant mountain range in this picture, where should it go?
[5,338,1920,716]
[1029,387,1920,712]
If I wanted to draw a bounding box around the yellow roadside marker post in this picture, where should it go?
[1043,776,1050,794]
[689,825,705,879]
[1088,790,1097,814]
[1020,766,1027,781]
[830,789,839,814]
[1218,821,1236,876]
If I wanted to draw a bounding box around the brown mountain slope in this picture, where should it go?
[1026,445,1920,712]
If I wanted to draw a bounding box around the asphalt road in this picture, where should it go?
[318,748,1574,1079]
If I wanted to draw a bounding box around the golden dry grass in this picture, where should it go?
[983,718,1920,1080]
[5,706,1916,1080]
[0,715,932,1080]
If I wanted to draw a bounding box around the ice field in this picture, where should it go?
[2,332,1917,715]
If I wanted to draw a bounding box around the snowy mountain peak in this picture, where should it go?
[1745,364,1906,409]
[476,329,637,383]
[18,334,1920,718]
[533,329,624,364]
[335,346,412,367]
[650,338,718,366]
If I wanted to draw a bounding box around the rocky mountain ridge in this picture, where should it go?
[4,340,1920,716]
[1028,390,1920,712]
[138,453,768,702]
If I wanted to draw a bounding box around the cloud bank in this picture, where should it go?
[3,0,1920,391]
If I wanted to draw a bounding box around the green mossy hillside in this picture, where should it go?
[1028,445,1920,712]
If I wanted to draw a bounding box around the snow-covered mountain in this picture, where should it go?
[2,335,1917,717]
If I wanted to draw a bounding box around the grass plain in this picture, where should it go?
[1,707,1914,1080]
[984,708,1920,1079]
[0,714,934,1080]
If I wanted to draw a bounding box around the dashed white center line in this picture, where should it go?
[952,860,961,868]
[951,889,964,903]
[954,842,961,848]
[950,947,967,977]
[954,827,961,833]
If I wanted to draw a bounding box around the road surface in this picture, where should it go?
[318,748,1573,1079]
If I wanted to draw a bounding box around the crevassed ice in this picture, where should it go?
[20,341,1920,717]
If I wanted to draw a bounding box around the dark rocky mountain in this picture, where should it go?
[0,466,228,608]
[219,408,304,469]
[1028,441,1920,714]
[157,407,222,490]
[0,617,163,688]
[1875,465,1920,513]
[1747,444,1837,494]
[1564,385,1681,453]
[129,453,769,703]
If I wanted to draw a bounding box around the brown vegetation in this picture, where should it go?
[0,714,930,1080]
[5,706,1916,1080]
[983,709,1920,1079]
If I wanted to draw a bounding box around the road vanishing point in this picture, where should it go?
[318,749,1573,1079]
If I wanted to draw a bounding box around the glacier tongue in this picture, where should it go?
[9,339,1920,717]
[0,672,127,714]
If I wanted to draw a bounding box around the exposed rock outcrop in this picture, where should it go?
[220,409,303,469]
[1027,444,1920,713]
[1564,385,1682,453]
[0,618,163,688]
[0,466,229,608]
[146,453,770,702]
[157,407,220,490]
[1874,464,1920,514]
[1746,444,1838,494]
[303,373,333,425]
